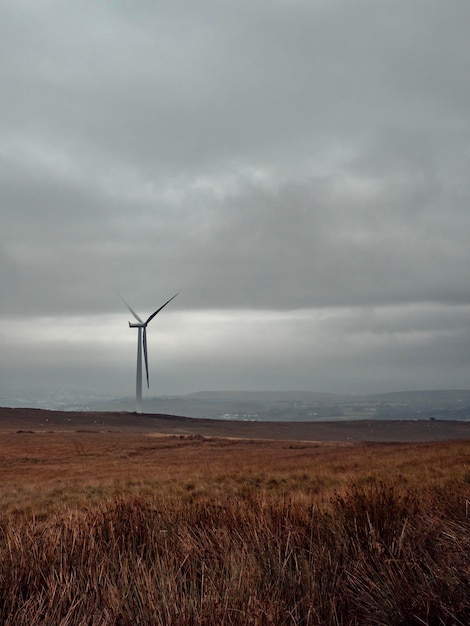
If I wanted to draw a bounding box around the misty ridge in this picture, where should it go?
[4,389,470,423]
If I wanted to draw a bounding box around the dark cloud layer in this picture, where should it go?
[1,1,470,398]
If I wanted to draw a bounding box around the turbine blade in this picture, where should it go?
[143,327,149,388]
[145,293,178,325]
[120,295,144,323]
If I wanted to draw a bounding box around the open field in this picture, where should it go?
[0,409,469,624]
[1,406,470,441]
[1,427,470,518]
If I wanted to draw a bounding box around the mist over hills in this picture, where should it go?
[2,389,470,422]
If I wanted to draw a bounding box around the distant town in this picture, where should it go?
[3,389,470,422]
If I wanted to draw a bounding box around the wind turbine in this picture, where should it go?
[121,293,178,413]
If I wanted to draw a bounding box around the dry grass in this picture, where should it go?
[0,431,469,624]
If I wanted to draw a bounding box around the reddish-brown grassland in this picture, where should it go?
[0,408,469,625]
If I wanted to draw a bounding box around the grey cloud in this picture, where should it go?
[2,162,470,315]
[171,172,470,310]
[4,0,468,178]
[1,0,470,397]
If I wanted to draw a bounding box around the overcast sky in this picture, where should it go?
[1,0,470,403]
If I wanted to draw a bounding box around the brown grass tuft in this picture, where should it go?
[0,433,468,624]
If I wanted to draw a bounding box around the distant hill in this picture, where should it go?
[7,389,468,422]
[143,389,470,421]
[368,389,470,406]
[184,390,350,403]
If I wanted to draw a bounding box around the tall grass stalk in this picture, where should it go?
[0,478,468,625]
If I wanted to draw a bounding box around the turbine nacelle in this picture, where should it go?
[129,322,146,328]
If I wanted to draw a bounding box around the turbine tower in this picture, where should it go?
[121,294,178,413]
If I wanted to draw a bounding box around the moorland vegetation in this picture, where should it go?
[0,430,468,625]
